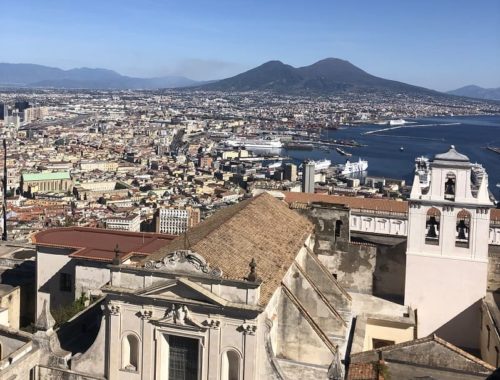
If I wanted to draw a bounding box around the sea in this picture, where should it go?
[283,115,500,196]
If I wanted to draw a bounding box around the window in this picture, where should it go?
[425,207,440,246]
[168,335,198,380]
[221,350,240,380]
[59,273,72,292]
[122,334,140,371]
[372,338,395,349]
[487,325,491,349]
[335,220,343,239]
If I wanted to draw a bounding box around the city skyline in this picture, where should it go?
[1,0,499,91]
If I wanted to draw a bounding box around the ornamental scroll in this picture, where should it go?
[144,249,222,277]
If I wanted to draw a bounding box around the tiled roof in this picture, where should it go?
[282,192,409,214]
[32,227,175,263]
[491,209,500,222]
[144,192,313,306]
[347,363,380,380]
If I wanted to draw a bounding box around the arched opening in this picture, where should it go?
[425,207,440,245]
[335,220,343,239]
[444,172,456,201]
[456,209,471,248]
[221,349,240,380]
[122,334,139,371]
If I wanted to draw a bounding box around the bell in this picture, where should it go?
[445,178,455,195]
[426,216,438,238]
[457,220,468,240]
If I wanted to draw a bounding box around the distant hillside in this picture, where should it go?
[200,58,441,96]
[0,63,200,89]
[447,85,500,101]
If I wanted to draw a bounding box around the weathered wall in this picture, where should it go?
[276,288,334,366]
[39,365,104,380]
[488,245,500,292]
[480,294,500,368]
[318,241,376,294]
[352,233,407,303]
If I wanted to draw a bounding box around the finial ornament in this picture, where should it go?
[112,244,121,265]
[246,258,260,282]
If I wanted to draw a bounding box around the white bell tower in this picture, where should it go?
[405,146,492,349]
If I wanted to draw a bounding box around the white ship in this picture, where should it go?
[389,119,407,126]
[415,156,430,188]
[299,159,331,171]
[340,158,368,175]
[267,162,282,169]
[223,136,283,149]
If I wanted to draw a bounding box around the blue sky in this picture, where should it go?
[1,0,499,90]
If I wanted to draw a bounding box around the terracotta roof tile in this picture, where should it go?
[144,193,313,306]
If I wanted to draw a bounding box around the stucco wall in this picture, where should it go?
[405,254,487,349]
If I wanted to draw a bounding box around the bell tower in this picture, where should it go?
[405,146,492,349]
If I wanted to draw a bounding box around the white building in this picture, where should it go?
[156,207,200,235]
[405,146,493,350]
[105,214,141,232]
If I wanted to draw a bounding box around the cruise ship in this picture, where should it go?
[339,158,368,175]
[222,137,283,149]
[299,159,331,171]
[389,119,407,126]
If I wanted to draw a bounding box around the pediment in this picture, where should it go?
[136,278,227,307]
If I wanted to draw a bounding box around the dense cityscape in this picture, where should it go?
[1,1,500,379]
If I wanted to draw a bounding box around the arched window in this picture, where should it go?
[425,207,440,245]
[444,172,456,201]
[221,350,240,380]
[456,209,471,248]
[335,220,343,239]
[122,334,139,371]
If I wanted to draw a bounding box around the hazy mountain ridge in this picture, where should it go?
[199,58,442,96]
[447,85,500,101]
[0,63,200,89]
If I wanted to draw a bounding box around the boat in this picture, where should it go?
[339,158,368,175]
[300,159,331,172]
[222,136,283,149]
[400,146,404,151]
[284,142,314,150]
[389,119,406,126]
[267,162,282,169]
[336,147,352,157]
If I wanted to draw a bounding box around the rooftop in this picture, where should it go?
[22,171,71,181]
[32,227,175,263]
[144,192,313,305]
[434,145,470,163]
[281,192,409,214]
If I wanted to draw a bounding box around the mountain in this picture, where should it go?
[447,85,500,101]
[200,58,441,96]
[0,63,200,89]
